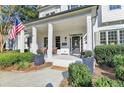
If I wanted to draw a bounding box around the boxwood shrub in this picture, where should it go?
[0,52,34,68]
[95,77,124,87]
[113,55,124,67]
[94,45,124,67]
[115,66,124,81]
[68,63,92,87]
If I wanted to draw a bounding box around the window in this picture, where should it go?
[109,5,121,10]
[100,32,106,44]
[44,37,48,47]
[45,13,50,16]
[68,5,80,10]
[120,30,124,43]
[108,31,117,44]
[50,12,55,15]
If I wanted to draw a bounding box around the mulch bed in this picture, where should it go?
[0,62,53,72]
[51,66,68,71]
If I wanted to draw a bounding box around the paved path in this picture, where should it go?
[0,67,68,87]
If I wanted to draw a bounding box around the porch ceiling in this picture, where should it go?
[35,15,86,33]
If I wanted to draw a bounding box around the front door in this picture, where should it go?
[72,36,80,54]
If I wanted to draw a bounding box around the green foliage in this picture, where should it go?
[14,5,38,22]
[0,52,34,68]
[94,45,124,67]
[68,63,92,87]
[113,55,124,67]
[19,52,34,62]
[17,61,30,70]
[83,50,93,58]
[116,66,124,81]
[95,77,124,87]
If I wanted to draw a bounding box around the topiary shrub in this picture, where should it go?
[84,50,93,58]
[68,63,92,87]
[95,77,124,87]
[94,45,124,67]
[115,66,124,81]
[113,55,124,67]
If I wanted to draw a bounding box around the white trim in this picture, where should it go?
[106,31,108,45]
[98,24,124,31]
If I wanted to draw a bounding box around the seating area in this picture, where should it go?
[40,48,70,55]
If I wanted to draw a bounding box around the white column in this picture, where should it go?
[5,39,9,50]
[31,26,38,54]
[48,23,53,58]
[17,34,21,50]
[20,30,24,53]
[117,30,120,44]
[87,15,92,51]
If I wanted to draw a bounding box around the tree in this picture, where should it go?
[0,5,38,52]
[0,6,15,52]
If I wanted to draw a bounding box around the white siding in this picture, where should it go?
[60,5,68,11]
[39,7,61,18]
[101,5,124,22]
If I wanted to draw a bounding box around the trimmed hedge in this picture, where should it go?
[94,45,124,67]
[68,63,92,87]
[113,55,124,67]
[17,61,30,70]
[116,66,124,81]
[0,52,34,68]
[95,77,124,87]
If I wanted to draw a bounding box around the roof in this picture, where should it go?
[25,5,98,25]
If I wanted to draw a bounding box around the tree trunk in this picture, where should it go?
[0,32,3,53]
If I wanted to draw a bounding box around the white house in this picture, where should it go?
[6,5,124,67]
[17,5,98,57]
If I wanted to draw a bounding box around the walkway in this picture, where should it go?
[0,67,68,87]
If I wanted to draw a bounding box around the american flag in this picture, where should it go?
[9,17,25,40]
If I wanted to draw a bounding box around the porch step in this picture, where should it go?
[45,56,82,67]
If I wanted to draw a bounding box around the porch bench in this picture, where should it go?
[57,48,70,55]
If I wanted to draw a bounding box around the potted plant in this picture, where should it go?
[34,49,45,66]
[81,50,94,73]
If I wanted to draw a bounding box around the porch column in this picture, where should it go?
[20,30,25,53]
[86,15,93,51]
[31,26,38,54]
[48,23,53,58]
[17,34,20,50]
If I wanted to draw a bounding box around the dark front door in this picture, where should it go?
[56,36,60,49]
[72,36,80,54]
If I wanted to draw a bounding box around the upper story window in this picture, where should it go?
[68,5,82,10]
[109,5,121,10]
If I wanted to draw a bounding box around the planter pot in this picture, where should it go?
[82,56,94,73]
[34,54,45,66]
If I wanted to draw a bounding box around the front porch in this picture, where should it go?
[25,14,93,57]
[15,6,97,67]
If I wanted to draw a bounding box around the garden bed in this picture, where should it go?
[60,63,116,87]
[0,62,53,72]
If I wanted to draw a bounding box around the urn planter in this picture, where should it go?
[34,54,45,66]
[82,56,94,73]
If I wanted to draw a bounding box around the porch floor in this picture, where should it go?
[45,55,82,67]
